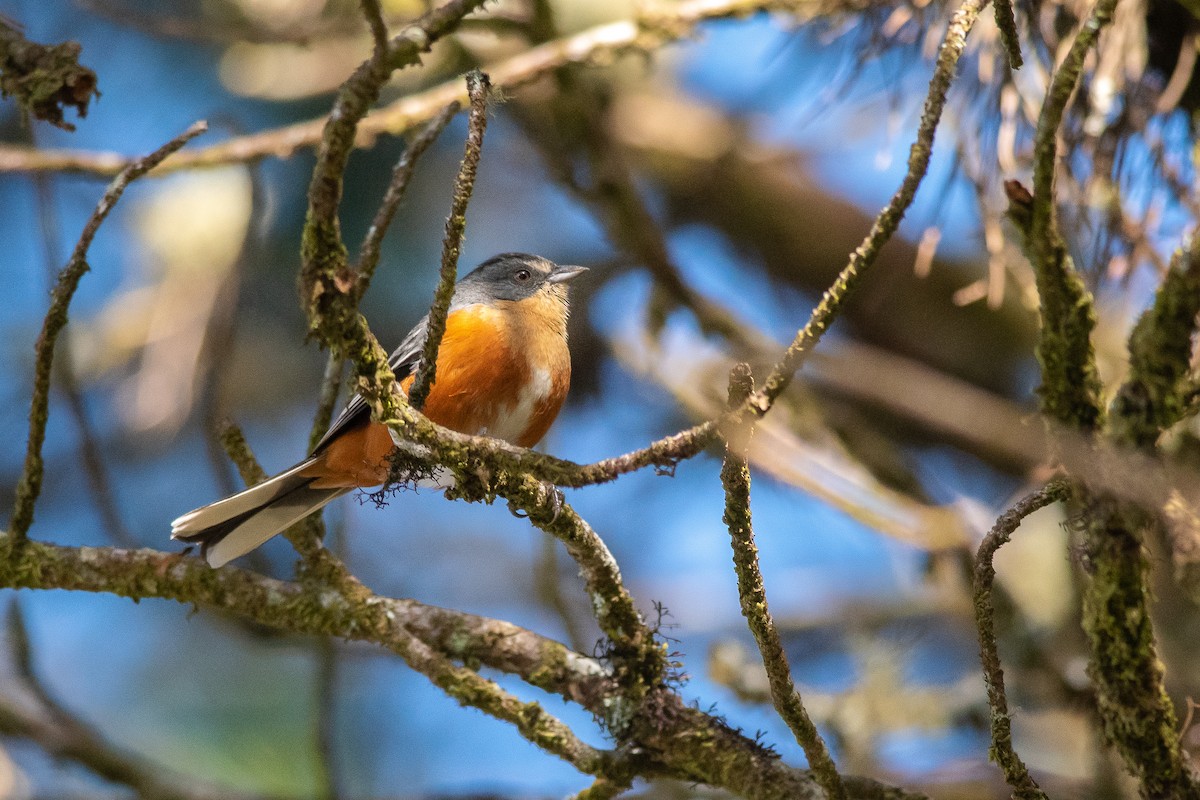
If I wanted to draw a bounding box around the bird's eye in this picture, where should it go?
[513,269,532,282]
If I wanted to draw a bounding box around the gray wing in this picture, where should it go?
[311,315,429,454]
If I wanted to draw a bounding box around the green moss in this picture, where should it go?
[1029,240,1105,430]
[0,20,98,130]
[1079,503,1200,798]
[1110,245,1200,447]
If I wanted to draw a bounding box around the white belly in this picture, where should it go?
[478,366,553,442]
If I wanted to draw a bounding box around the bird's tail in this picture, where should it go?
[171,458,347,568]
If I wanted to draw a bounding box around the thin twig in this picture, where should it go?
[2,600,261,800]
[359,0,389,55]
[354,100,461,300]
[313,635,342,800]
[310,351,346,453]
[497,474,661,688]
[720,364,846,800]
[216,418,268,486]
[8,120,207,543]
[972,482,1069,800]
[28,145,135,547]
[0,0,857,178]
[751,0,983,412]
[409,71,489,411]
[382,410,719,489]
[993,0,1023,69]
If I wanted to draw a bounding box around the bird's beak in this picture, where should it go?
[547,264,588,284]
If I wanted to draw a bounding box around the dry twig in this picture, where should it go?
[9,120,207,543]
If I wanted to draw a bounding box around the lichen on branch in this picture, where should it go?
[0,17,98,130]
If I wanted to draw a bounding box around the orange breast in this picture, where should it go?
[306,297,572,489]
[404,301,571,447]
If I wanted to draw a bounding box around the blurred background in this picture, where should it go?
[1,0,1199,797]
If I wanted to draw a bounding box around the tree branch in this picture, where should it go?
[972,482,1069,799]
[354,100,460,300]
[408,71,490,411]
[721,364,845,800]
[8,120,207,543]
[0,600,270,800]
[1108,229,1200,448]
[0,17,98,130]
[28,140,135,548]
[359,0,388,56]
[0,0,858,178]
[494,474,663,697]
[0,534,926,799]
[0,535,614,773]
[750,0,983,413]
[1011,0,1114,432]
[992,0,1023,69]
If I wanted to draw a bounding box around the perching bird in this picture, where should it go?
[171,253,586,567]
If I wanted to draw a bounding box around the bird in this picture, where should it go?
[171,253,587,568]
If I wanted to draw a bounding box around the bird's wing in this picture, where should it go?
[311,314,429,454]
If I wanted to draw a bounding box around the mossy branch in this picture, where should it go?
[1016,0,1115,432]
[0,533,926,800]
[0,0,895,178]
[0,601,258,800]
[300,0,490,348]
[754,0,983,410]
[8,121,207,544]
[0,17,98,130]
[972,482,1069,799]
[354,100,461,301]
[992,0,1023,69]
[0,536,616,781]
[495,474,664,702]
[1007,1,1199,792]
[1108,231,1200,448]
[409,71,490,411]
[1078,500,1200,798]
[721,364,845,800]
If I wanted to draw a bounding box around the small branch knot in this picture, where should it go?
[726,362,754,407]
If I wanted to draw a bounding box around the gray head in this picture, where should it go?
[454,253,587,304]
